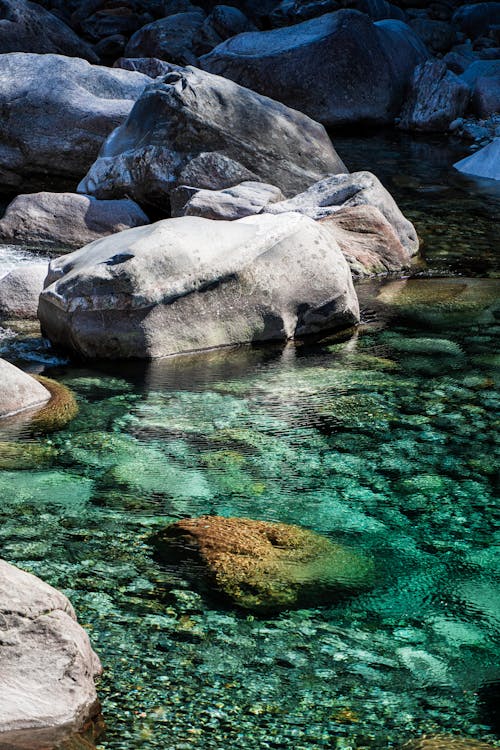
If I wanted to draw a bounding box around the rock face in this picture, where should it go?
[0,358,51,418]
[175,181,285,219]
[0,192,150,251]
[319,205,413,277]
[200,10,429,126]
[124,10,206,64]
[399,60,471,132]
[38,212,359,359]
[0,53,150,192]
[453,139,500,181]
[153,516,374,612]
[0,559,101,749]
[265,171,419,257]
[0,0,98,61]
[0,264,48,319]
[78,66,347,207]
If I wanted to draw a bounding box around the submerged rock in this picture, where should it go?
[78,65,347,206]
[0,192,150,252]
[402,737,499,750]
[0,358,51,419]
[0,53,150,192]
[0,263,48,319]
[0,559,101,750]
[200,10,428,126]
[454,139,500,181]
[30,376,79,433]
[38,212,359,359]
[153,516,374,612]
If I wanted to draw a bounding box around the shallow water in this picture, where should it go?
[0,132,499,750]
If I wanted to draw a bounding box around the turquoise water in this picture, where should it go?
[0,133,499,750]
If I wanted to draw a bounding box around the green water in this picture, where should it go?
[1,132,499,750]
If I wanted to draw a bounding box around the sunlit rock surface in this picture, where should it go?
[38,213,359,359]
[0,358,50,418]
[0,559,101,750]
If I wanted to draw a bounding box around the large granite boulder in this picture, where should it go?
[0,358,51,418]
[454,139,500,181]
[0,53,150,192]
[0,192,150,252]
[0,559,101,749]
[0,264,48,319]
[77,65,347,207]
[200,10,429,126]
[38,212,359,359]
[399,60,471,132]
[194,5,256,55]
[319,204,413,277]
[124,10,206,64]
[0,0,98,61]
[153,516,374,612]
[265,171,419,256]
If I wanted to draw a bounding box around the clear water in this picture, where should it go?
[0,133,499,750]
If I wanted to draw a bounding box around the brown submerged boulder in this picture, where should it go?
[401,737,499,750]
[153,516,374,612]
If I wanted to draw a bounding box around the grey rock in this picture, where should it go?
[38,212,359,359]
[0,53,150,193]
[177,151,259,190]
[270,0,340,27]
[78,65,347,206]
[0,192,150,252]
[460,60,500,88]
[0,559,102,747]
[319,204,412,277]
[472,76,500,118]
[114,56,180,77]
[452,3,500,40]
[409,17,457,53]
[94,33,127,62]
[443,47,477,75]
[0,264,48,320]
[454,138,500,181]
[195,4,256,55]
[0,358,50,418]
[348,0,406,22]
[175,180,284,219]
[200,10,429,126]
[265,171,419,256]
[399,60,471,132]
[80,8,153,41]
[124,10,206,64]
[0,0,98,61]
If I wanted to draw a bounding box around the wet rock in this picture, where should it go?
[452,3,500,41]
[0,358,51,419]
[443,46,477,75]
[38,212,359,359]
[175,181,284,219]
[319,205,412,277]
[402,737,499,750]
[454,138,500,181]
[471,76,500,118]
[29,376,79,433]
[124,10,206,64]
[265,171,419,256]
[0,0,98,61]
[0,264,48,320]
[200,10,429,126]
[399,61,471,132]
[152,515,374,612]
[460,60,500,89]
[0,192,149,252]
[0,53,149,193]
[0,559,101,750]
[78,65,346,206]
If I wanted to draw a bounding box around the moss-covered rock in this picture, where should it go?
[153,516,374,613]
[31,376,78,433]
[0,441,57,470]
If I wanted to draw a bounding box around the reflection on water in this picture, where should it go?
[0,276,499,750]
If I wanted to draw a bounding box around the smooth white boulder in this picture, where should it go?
[0,559,102,749]
[0,358,51,418]
[0,264,48,319]
[454,139,500,181]
[38,212,360,359]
